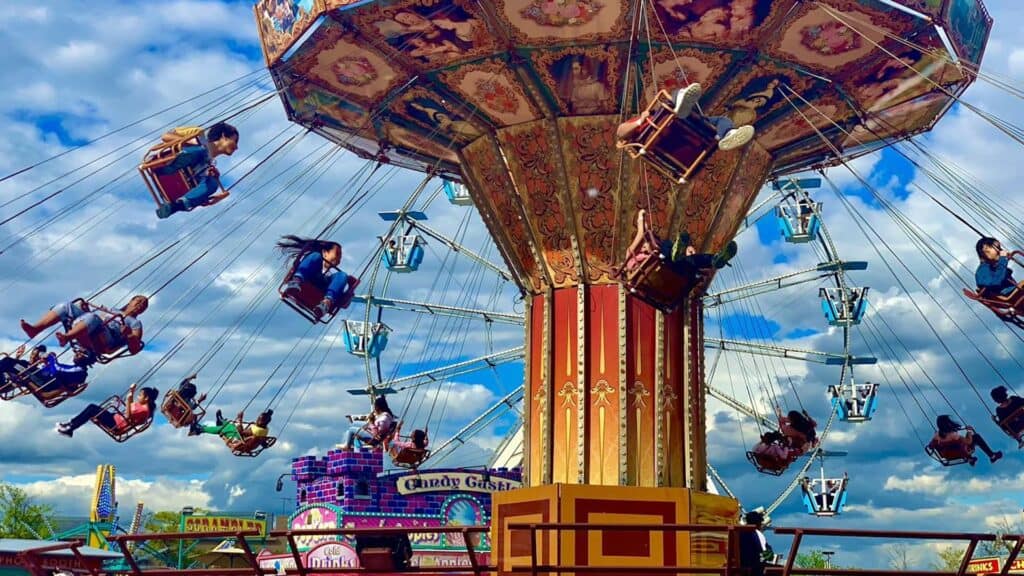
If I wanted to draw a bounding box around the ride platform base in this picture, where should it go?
[490,483,738,576]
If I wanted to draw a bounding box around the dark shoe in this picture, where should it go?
[968,456,978,466]
[188,423,202,436]
[671,232,691,262]
[215,409,224,426]
[991,451,1003,464]
[713,241,738,269]
[56,422,73,438]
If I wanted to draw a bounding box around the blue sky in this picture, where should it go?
[1,0,1024,569]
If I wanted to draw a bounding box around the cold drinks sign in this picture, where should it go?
[396,472,521,496]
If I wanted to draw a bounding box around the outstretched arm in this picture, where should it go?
[616,110,649,141]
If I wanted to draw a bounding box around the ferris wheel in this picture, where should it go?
[344,171,875,516]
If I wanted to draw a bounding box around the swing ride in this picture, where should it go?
[6,0,1024,571]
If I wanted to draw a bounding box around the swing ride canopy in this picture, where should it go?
[256,0,991,291]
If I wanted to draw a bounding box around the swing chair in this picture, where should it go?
[54,299,140,365]
[226,433,277,458]
[615,89,720,184]
[993,405,1024,449]
[381,235,426,273]
[160,389,206,428]
[615,210,702,312]
[963,252,1024,328]
[925,442,975,467]
[279,254,359,324]
[387,425,430,469]
[91,395,153,443]
[745,449,792,476]
[0,353,88,408]
[138,129,223,208]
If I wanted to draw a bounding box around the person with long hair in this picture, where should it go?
[752,430,793,470]
[57,383,157,438]
[777,408,818,453]
[278,235,359,319]
[975,237,1017,297]
[342,396,396,450]
[928,414,1001,466]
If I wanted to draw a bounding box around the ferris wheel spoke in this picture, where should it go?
[704,260,867,308]
[426,388,525,468]
[409,220,514,281]
[732,188,784,237]
[377,346,526,391]
[490,420,524,469]
[706,384,775,429]
[704,338,877,365]
[351,295,523,325]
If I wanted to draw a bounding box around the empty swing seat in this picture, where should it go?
[138,137,210,206]
[92,395,153,443]
[443,180,474,206]
[160,390,206,428]
[615,89,719,185]
[343,321,391,358]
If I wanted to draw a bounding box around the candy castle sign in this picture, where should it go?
[396,472,522,496]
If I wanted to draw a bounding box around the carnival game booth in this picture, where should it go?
[0,539,121,576]
[259,448,522,571]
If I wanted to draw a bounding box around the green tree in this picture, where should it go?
[795,550,831,568]
[931,547,966,571]
[0,483,55,538]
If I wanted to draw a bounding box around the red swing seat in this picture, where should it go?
[278,255,359,324]
[227,434,277,457]
[160,390,206,428]
[746,450,790,476]
[138,136,213,207]
[0,355,88,407]
[386,427,430,469]
[963,251,1024,328]
[925,442,973,466]
[615,213,701,313]
[91,395,153,443]
[992,406,1024,448]
[616,89,720,184]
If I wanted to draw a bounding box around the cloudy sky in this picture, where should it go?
[1,0,1023,569]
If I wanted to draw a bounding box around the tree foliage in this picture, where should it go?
[931,547,966,571]
[796,550,841,569]
[0,483,55,539]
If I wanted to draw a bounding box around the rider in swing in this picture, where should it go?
[154,122,239,219]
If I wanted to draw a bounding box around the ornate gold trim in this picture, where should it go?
[522,296,532,486]
[577,284,587,484]
[618,284,628,486]
[654,310,665,487]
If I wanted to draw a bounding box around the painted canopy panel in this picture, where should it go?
[257,0,991,290]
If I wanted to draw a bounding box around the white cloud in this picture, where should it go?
[16,474,213,514]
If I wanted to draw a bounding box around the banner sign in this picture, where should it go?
[183,515,267,536]
[966,557,1001,575]
[396,472,521,496]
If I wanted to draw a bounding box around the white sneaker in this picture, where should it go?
[718,125,755,151]
[673,83,702,119]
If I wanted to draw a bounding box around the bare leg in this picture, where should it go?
[56,320,97,349]
[20,310,62,339]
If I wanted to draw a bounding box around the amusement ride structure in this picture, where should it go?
[9,0,1024,573]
